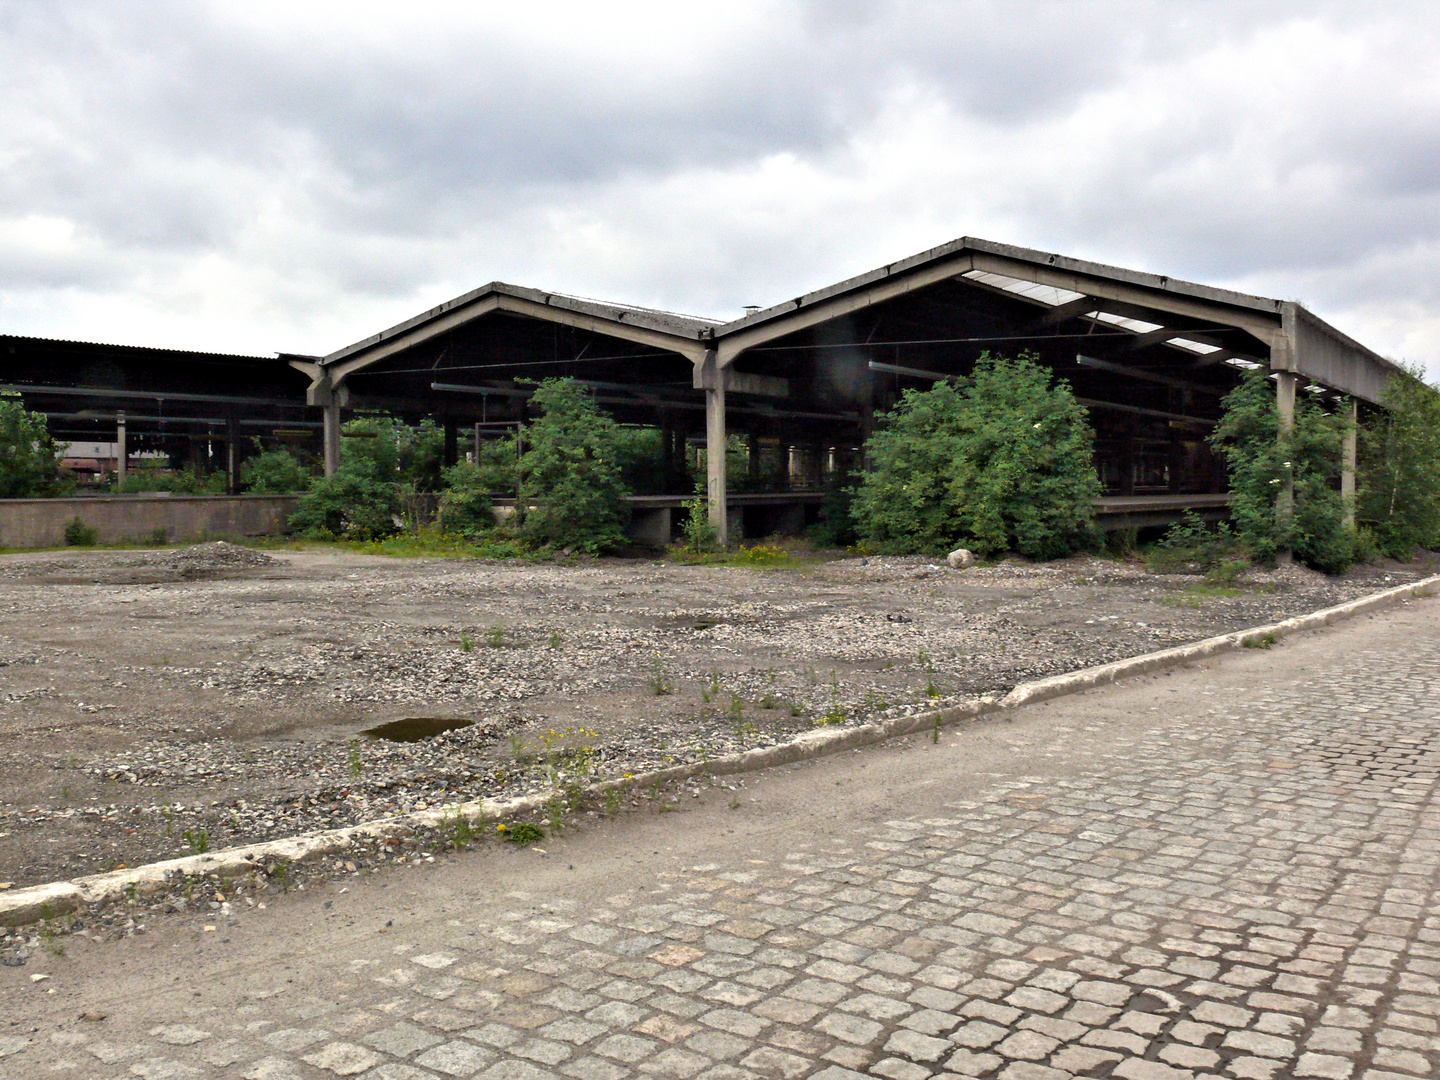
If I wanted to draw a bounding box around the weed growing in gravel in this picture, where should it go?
[459,629,476,652]
[788,702,804,717]
[603,787,622,816]
[441,808,475,850]
[548,629,561,649]
[500,821,545,846]
[727,692,744,723]
[759,669,778,709]
[269,860,291,892]
[509,732,526,761]
[183,828,210,854]
[805,664,818,685]
[863,689,889,713]
[728,793,742,809]
[40,923,64,957]
[817,704,845,726]
[701,669,721,704]
[486,625,505,648]
[347,739,363,779]
[647,658,675,696]
[160,806,174,836]
[932,715,941,744]
[1244,631,1278,649]
[544,796,567,833]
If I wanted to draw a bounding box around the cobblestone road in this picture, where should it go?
[4,600,1440,1080]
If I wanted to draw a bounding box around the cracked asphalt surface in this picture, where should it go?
[3,595,1439,1080]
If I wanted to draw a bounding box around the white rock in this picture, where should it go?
[947,548,976,569]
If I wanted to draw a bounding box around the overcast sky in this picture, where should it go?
[2,1,1438,380]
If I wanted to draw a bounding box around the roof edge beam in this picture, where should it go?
[327,293,710,385]
[715,253,975,366]
[968,251,1283,346]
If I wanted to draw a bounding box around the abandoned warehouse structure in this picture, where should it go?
[4,238,1407,545]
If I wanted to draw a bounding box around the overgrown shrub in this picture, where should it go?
[239,446,313,494]
[1209,367,1353,573]
[436,461,499,537]
[517,379,630,554]
[680,495,717,553]
[286,470,402,540]
[338,415,446,492]
[63,516,97,546]
[613,427,670,496]
[810,469,859,548]
[852,352,1101,559]
[0,393,61,497]
[113,466,225,494]
[1147,511,1237,573]
[287,415,446,540]
[1359,365,1440,557]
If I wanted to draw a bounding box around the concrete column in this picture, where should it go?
[322,394,341,478]
[1274,369,1299,557]
[116,411,127,484]
[701,350,728,545]
[226,417,241,494]
[1342,397,1358,529]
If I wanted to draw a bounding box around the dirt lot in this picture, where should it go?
[0,541,1431,896]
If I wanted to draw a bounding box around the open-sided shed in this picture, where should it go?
[307,237,1404,543]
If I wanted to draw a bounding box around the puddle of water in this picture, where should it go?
[362,717,474,742]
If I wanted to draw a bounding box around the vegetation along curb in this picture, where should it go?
[3,572,1437,929]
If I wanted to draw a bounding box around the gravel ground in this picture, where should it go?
[0,540,1431,912]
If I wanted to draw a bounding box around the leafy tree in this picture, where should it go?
[852,352,1101,559]
[1209,366,1352,573]
[338,415,445,491]
[239,446,313,494]
[517,379,630,553]
[0,393,61,497]
[1359,365,1440,557]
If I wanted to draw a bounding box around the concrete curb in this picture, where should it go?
[998,572,1440,710]
[4,572,1437,928]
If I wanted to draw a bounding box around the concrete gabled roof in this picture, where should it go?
[710,236,1290,336]
[315,235,1405,404]
[323,281,718,368]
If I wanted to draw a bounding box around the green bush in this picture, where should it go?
[517,379,630,554]
[613,427,670,496]
[852,351,1101,559]
[114,466,224,494]
[286,471,401,540]
[809,469,859,548]
[239,446,313,494]
[287,415,442,540]
[436,461,499,537]
[1359,365,1440,557]
[680,495,717,553]
[0,393,61,497]
[1147,511,1238,573]
[338,415,445,492]
[1209,367,1353,573]
[63,516,97,546]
